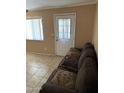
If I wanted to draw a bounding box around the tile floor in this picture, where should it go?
[26,53,63,93]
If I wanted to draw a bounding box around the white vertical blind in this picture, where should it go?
[26,19,44,40]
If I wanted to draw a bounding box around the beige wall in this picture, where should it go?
[92,4,98,54]
[26,4,96,54]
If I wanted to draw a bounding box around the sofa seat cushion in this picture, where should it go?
[64,54,80,68]
[59,53,80,73]
[50,69,77,90]
[58,48,81,72]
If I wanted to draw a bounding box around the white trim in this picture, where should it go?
[53,13,76,55]
[54,15,57,55]
[28,52,55,56]
[73,13,76,48]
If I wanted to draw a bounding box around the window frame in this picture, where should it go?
[26,18,44,41]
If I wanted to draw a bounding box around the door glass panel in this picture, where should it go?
[58,18,71,39]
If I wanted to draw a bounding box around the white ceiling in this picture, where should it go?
[26,0,97,10]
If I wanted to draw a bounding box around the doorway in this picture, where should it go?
[54,13,76,56]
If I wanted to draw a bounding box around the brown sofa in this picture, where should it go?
[39,42,98,93]
[59,43,97,73]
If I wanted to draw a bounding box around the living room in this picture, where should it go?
[26,0,98,93]
[1,0,124,93]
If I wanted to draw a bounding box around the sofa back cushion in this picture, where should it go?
[75,57,98,93]
[83,42,94,50]
[78,48,97,69]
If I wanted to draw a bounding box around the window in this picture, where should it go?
[26,18,44,40]
[58,18,71,39]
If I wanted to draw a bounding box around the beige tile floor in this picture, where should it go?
[26,53,63,93]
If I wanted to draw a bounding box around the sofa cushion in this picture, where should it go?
[59,59,78,73]
[78,48,97,69]
[60,54,80,71]
[40,83,77,93]
[50,69,77,89]
[58,48,81,73]
[75,57,98,93]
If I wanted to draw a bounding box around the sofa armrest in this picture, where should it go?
[75,48,82,51]
[40,83,77,93]
[70,48,82,52]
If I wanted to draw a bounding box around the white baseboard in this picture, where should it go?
[27,52,56,56]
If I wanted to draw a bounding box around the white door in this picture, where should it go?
[54,13,76,56]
